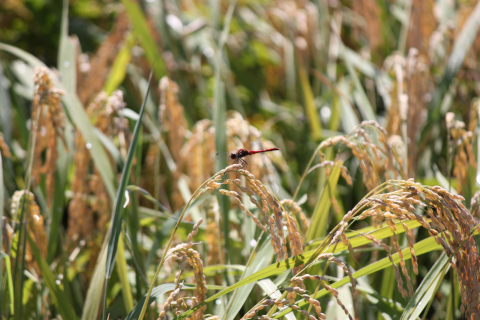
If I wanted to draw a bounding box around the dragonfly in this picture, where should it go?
[226,148,281,168]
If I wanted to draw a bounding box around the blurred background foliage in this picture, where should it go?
[1,0,480,319]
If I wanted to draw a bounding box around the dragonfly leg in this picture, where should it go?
[240,159,248,170]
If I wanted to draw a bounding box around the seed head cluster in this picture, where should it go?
[446,112,476,194]
[318,121,404,190]
[160,219,206,320]
[68,91,127,244]
[31,68,67,206]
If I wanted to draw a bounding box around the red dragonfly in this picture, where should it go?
[227,148,281,168]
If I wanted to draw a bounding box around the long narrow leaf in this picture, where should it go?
[400,252,449,320]
[58,0,76,94]
[0,253,14,314]
[305,165,341,243]
[104,68,154,317]
[0,154,4,314]
[298,59,322,140]
[120,0,165,79]
[222,237,274,320]
[124,284,175,320]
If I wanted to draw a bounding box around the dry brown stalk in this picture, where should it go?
[31,67,67,206]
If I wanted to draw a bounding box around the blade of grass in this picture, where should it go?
[104,33,134,94]
[126,185,171,215]
[400,252,449,320]
[305,164,341,244]
[0,154,3,314]
[165,265,246,282]
[298,56,322,140]
[256,279,296,320]
[26,232,78,320]
[81,244,107,320]
[0,63,12,144]
[103,67,154,319]
[58,0,76,94]
[124,283,175,320]
[222,235,273,320]
[50,1,75,259]
[116,233,134,314]
[339,41,376,120]
[120,0,165,79]
[12,69,41,319]
[0,253,14,314]
[337,78,359,132]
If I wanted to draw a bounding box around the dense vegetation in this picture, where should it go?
[1,0,480,319]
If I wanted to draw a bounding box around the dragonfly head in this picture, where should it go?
[229,152,236,160]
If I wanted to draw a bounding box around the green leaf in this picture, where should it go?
[0,154,6,313]
[61,92,116,199]
[355,280,403,319]
[116,233,134,314]
[81,247,107,320]
[299,61,322,140]
[104,68,154,317]
[256,279,296,320]
[340,42,376,121]
[222,237,274,320]
[49,1,76,258]
[124,283,176,320]
[305,164,341,243]
[58,0,76,94]
[337,78,360,132]
[120,0,165,79]
[104,33,134,94]
[0,253,14,314]
[0,62,13,144]
[400,252,449,320]
[126,185,170,215]
[26,232,78,320]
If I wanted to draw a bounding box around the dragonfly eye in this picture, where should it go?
[230,153,236,159]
